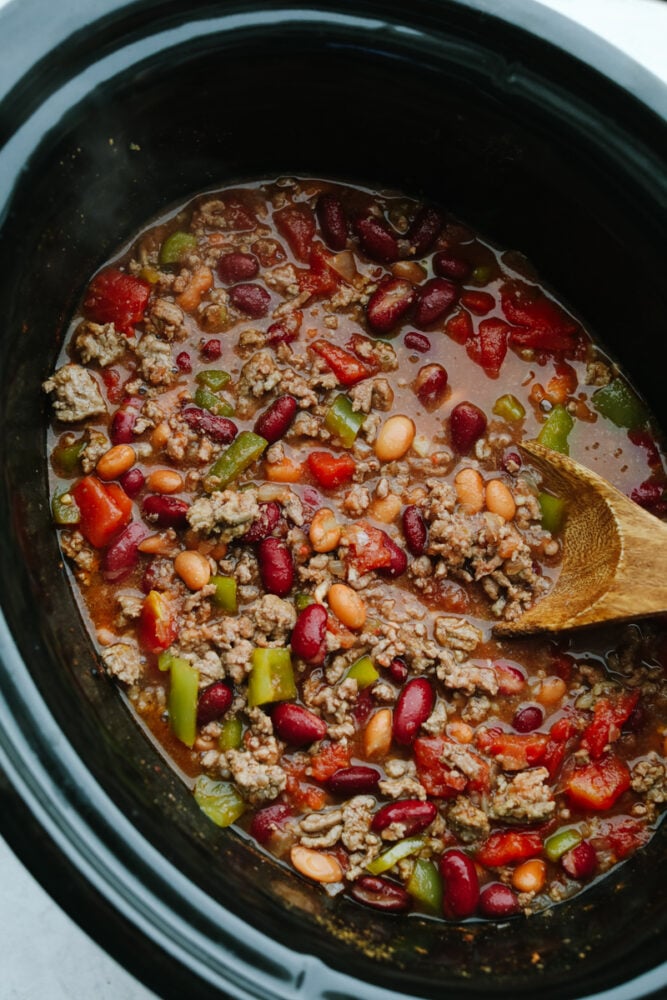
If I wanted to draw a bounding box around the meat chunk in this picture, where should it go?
[447,796,491,843]
[253,594,297,642]
[224,749,286,805]
[79,427,109,474]
[42,364,107,423]
[73,321,127,366]
[489,767,555,823]
[134,333,175,385]
[187,489,259,540]
[632,753,667,804]
[378,759,427,801]
[101,641,144,685]
[60,529,100,585]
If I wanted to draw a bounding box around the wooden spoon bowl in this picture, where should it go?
[493,440,667,637]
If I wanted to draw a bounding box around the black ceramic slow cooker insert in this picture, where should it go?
[1,1,666,998]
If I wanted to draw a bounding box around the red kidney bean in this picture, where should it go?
[414,363,448,409]
[440,850,480,919]
[196,681,233,725]
[379,536,408,579]
[217,251,259,285]
[253,394,297,443]
[494,660,526,695]
[366,277,416,335]
[386,657,408,684]
[142,494,189,528]
[370,800,437,837]
[181,407,238,444]
[478,883,520,918]
[449,401,487,453]
[201,338,222,361]
[241,502,284,544]
[258,537,294,597]
[625,700,646,733]
[351,687,373,727]
[402,505,427,556]
[229,282,271,318]
[119,467,145,499]
[354,215,399,263]
[290,603,328,664]
[250,803,294,845]
[272,702,327,745]
[393,678,434,746]
[501,449,522,473]
[433,251,472,282]
[266,310,302,347]
[350,876,412,913]
[404,331,431,353]
[316,193,348,251]
[176,351,192,372]
[110,398,141,444]
[406,205,445,257]
[413,277,459,328]
[327,766,381,795]
[101,522,148,582]
[562,841,597,880]
[513,704,544,733]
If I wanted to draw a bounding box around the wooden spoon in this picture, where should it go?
[493,440,667,638]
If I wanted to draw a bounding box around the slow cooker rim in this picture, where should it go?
[1,2,667,999]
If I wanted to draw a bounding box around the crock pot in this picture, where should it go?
[1,1,666,997]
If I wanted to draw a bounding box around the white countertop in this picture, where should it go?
[0,1,665,998]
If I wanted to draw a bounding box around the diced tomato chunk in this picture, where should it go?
[541,714,578,778]
[138,589,178,654]
[565,754,631,811]
[71,475,132,549]
[83,268,151,334]
[476,727,549,770]
[274,204,316,262]
[284,760,327,811]
[466,318,510,377]
[580,691,640,759]
[444,309,473,344]
[298,242,341,298]
[341,521,396,575]
[594,816,650,859]
[307,451,356,488]
[310,339,374,386]
[413,737,469,798]
[309,741,350,782]
[476,830,543,867]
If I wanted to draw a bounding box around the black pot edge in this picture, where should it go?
[1,2,667,999]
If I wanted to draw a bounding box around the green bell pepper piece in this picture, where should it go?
[295,593,316,612]
[592,378,649,430]
[345,655,379,690]
[471,264,493,285]
[367,836,424,876]
[52,489,80,526]
[406,858,443,913]
[544,827,582,862]
[207,431,268,490]
[325,394,365,448]
[159,231,198,265]
[211,575,238,614]
[247,648,296,708]
[537,403,574,455]
[196,369,231,391]
[167,656,199,747]
[493,393,525,422]
[539,492,566,533]
[52,436,86,474]
[219,717,244,751]
[194,385,235,417]
[194,776,245,827]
